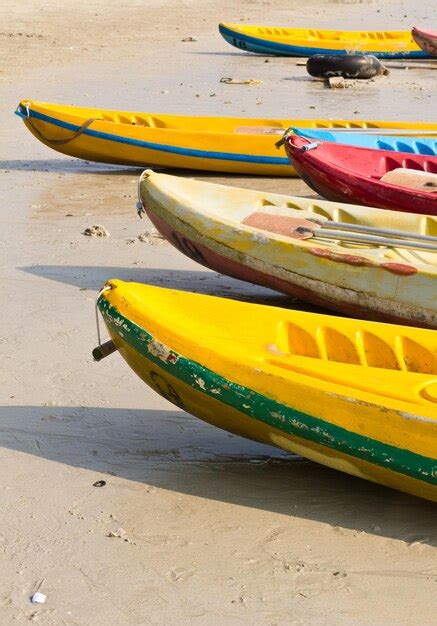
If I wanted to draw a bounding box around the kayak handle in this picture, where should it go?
[22,102,98,145]
[92,340,117,361]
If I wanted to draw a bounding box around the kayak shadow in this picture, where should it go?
[184,50,259,57]
[0,160,312,186]
[281,76,314,82]
[0,159,143,175]
[20,264,331,313]
[0,404,434,545]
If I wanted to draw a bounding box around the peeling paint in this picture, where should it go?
[145,202,437,328]
[270,411,287,423]
[97,294,437,496]
[250,232,269,244]
[148,339,172,362]
[195,377,206,390]
[380,262,418,276]
[399,411,437,424]
[310,248,375,267]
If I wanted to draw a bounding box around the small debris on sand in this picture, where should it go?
[83,225,109,238]
[328,76,346,89]
[31,592,46,604]
[107,527,126,538]
[220,77,263,85]
[181,36,197,42]
[138,229,166,245]
[92,480,106,488]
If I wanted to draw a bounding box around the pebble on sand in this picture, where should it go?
[31,592,46,604]
[83,225,110,238]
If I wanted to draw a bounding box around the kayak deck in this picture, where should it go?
[16,99,437,175]
[139,170,437,327]
[97,281,437,501]
[219,23,428,58]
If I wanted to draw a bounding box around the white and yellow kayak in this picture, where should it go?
[139,170,437,328]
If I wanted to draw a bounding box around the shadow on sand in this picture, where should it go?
[0,404,434,546]
[1,159,300,184]
[0,159,143,174]
[14,265,433,542]
[20,263,333,313]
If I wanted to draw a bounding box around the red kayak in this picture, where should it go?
[412,26,437,57]
[283,135,437,215]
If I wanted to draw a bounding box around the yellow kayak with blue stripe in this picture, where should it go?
[219,23,429,58]
[15,100,437,176]
[96,281,437,501]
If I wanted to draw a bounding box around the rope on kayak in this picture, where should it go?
[93,284,118,361]
[275,127,294,148]
[23,101,98,145]
[275,127,321,151]
[276,127,321,149]
[95,285,113,347]
[136,169,153,218]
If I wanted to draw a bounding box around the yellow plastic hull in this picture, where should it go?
[97,281,437,501]
[139,171,437,327]
[219,23,428,58]
[16,100,437,176]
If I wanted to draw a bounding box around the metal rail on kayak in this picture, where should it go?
[308,128,437,136]
[302,219,437,250]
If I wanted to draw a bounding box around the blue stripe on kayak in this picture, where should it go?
[219,24,429,59]
[293,128,437,156]
[14,106,290,166]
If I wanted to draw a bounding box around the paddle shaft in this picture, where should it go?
[317,220,437,244]
[311,228,437,251]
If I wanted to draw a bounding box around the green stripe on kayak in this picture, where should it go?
[98,296,437,485]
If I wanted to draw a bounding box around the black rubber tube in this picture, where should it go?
[306,54,384,79]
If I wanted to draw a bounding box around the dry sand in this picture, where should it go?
[1,0,436,624]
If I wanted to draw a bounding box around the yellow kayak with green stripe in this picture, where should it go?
[96,281,437,501]
[16,100,437,176]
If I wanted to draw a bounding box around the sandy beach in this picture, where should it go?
[1,0,436,623]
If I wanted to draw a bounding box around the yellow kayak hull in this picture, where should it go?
[97,281,437,501]
[16,100,437,176]
[219,23,428,58]
[139,171,437,327]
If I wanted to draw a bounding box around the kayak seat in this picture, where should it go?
[243,212,310,237]
[274,321,437,373]
[381,168,437,192]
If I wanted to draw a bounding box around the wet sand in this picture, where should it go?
[1,0,436,623]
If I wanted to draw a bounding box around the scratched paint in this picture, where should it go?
[139,172,437,328]
[97,291,437,501]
